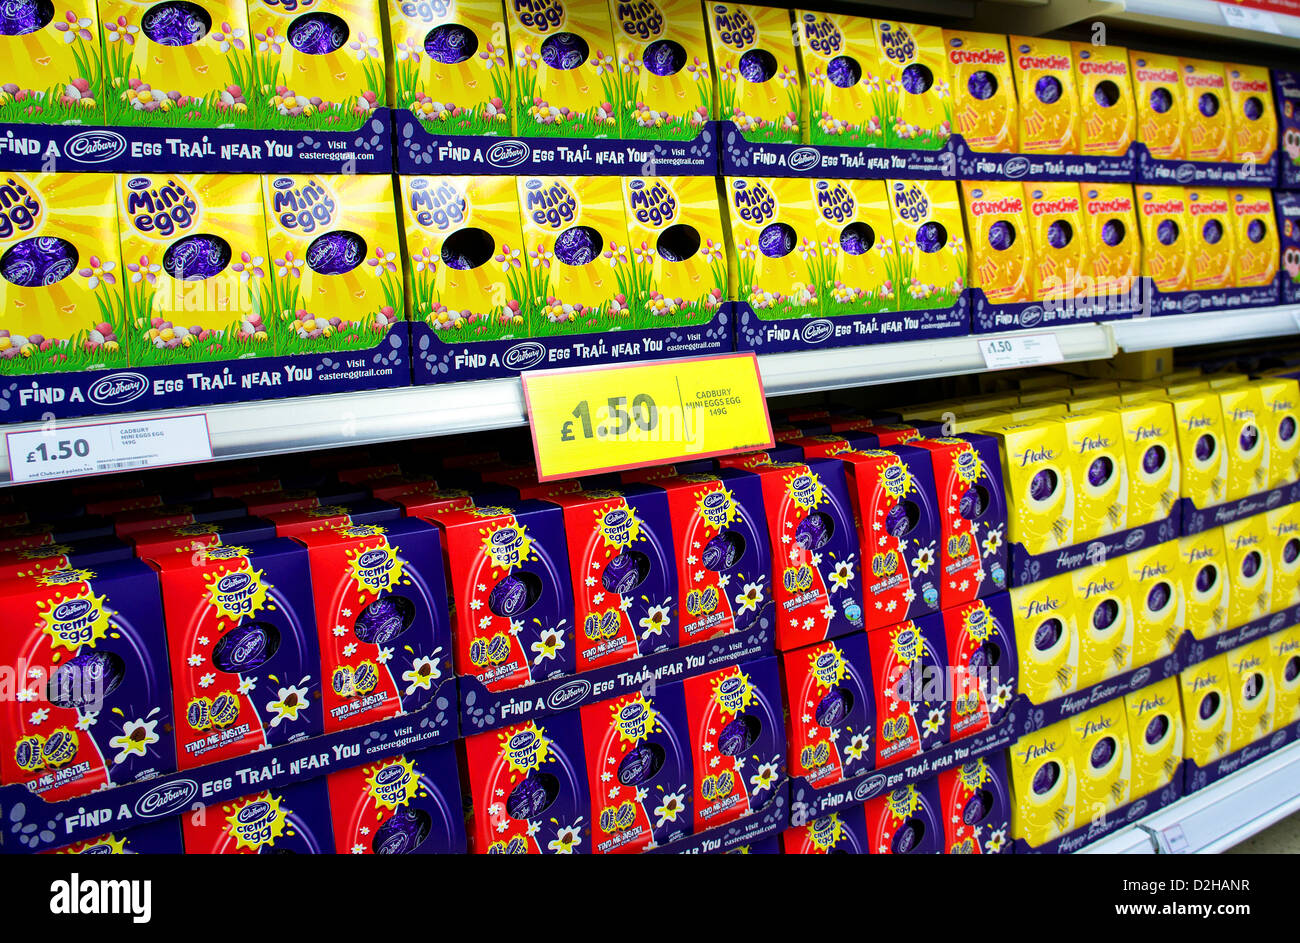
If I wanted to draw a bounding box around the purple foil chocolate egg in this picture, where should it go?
[1194,433,1216,461]
[885,501,918,537]
[827,55,861,89]
[1092,598,1119,631]
[1199,691,1221,720]
[505,771,558,820]
[1242,551,1262,579]
[1242,96,1264,121]
[988,220,1016,252]
[287,11,349,55]
[1035,75,1062,104]
[141,0,211,46]
[1284,539,1300,564]
[554,225,602,266]
[643,39,686,76]
[212,622,281,673]
[617,743,664,785]
[0,236,78,288]
[717,715,759,756]
[758,222,796,259]
[1094,79,1120,108]
[540,31,588,70]
[372,809,432,854]
[959,486,988,520]
[1147,581,1171,613]
[1029,468,1058,502]
[1198,92,1219,117]
[1032,760,1060,795]
[1047,219,1073,250]
[656,223,700,262]
[1090,736,1115,769]
[814,687,850,727]
[1144,715,1169,745]
[163,233,231,281]
[891,818,925,853]
[1248,220,1267,243]
[441,227,495,271]
[1156,219,1180,246]
[701,530,745,571]
[1033,618,1063,652]
[423,23,478,64]
[967,70,997,101]
[901,64,933,95]
[1285,656,1300,682]
[839,222,873,256]
[1239,424,1259,452]
[353,595,413,645]
[47,651,126,711]
[0,0,52,36]
[794,511,833,550]
[306,230,367,276]
[601,549,650,595]
[968,641,1001,670]
[1279,416,1297,443]
[1196,564,1218,593]
[488,574,529,617]
[1202,219,1224,245]
[915,221,946,253]
[962,789,993,825]
[737,48,776,83]
[1150,87,1173,114]
[1101,218,1126,247]
[1142,444,1166,474]
[1087,456,1113,487]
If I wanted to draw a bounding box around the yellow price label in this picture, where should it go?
[522,354,774,481]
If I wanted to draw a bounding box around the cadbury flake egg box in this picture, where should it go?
[1179,654,1232,767]
[1229,188,1279,290]
[1124,677,1183,800]
[988,418,1074,556]
[862,777,943,854]
[1060,408,1128,543]
[464,712,591,853]
[961,179,1031,304]
[1136,185,1192,293]
[0,0,103,123]
[1009,718,1076,847]
[0,560,175,801]
[1125,540,1182,668]
[390,0,510,134]
[1216,380,1269,501]
[683,657,784,832]
[1180,57,1230,163]
[1223,514,1271,630]
[1227,637,1275,752]
[1071,42,1135,158]
[941,593,1016,740]
[116,172,274,367]
[938,753,1012,854]
[547,485,677,674]
[609,0,714,140]
[182,779,335,853]
[0,173,126,375]
[1071,698,1131,820]
[1131,50,1184,161]
[795,10,882,147]
[506,0,619,137]
[1180,528,1230,642]
[1011,572,1079,705]
[399,175,528,344]
[1271,625,1300,730]
[780,803,868,853]
[1258,376,1300,489]
[866,615,950,767]
[149,540,324,771]
[1268,502,1300,615]
[871,19,950,150]
[1009,36,1080,155]
[657,471,771,645]
[1072,558,1135,690]
[516,174,633,335]
[298,519,452,733]
[262,173,404,356]
[812,177,898,319]
[724,176,823,320]
[326,742,467,854]
[100,0,254,128]
[942,29,1016,153]
[780,631,875,790]
[750,459,863,652]
[620,174,727,326]
[426,500,574,692]
[248,0,386,131]
[580,685,693,853]
[706,2,799,143]
[885,178,966,313]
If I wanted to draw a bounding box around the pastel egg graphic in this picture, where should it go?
[212,622,281,673]
[487,572,541,617]
[656,224,700,262]
[505,771,559,820]
[1142,444,1167,474]
[886,501,919,536]
[46,650,125,711]
[306,231,367,276]
[617,743,665,786]
[553,226,602,266]
[962,788,993,825]
[140,0,211,45]
[738,48,777,83]
[1149,87,1174,113]
[540,31,588,70]
[1156,219,1180,246]
[1089,736,1115,769]
[1031,760,1060,795]
[0,236,78,288]
[1087,456,1114,487]
[827,55,861,89]
[758,222,796,258]
[353,595,414,645]
[717,714,760,756]
[891,817,926,854]
[794,512,834,550]
[1196,564,1218,593]
[1198,691,1221,721]
[967,70,997,100]
[1101,219,1127,247]
[210,691,240,727]
[163,233,232,281]
[0,0,53,35]
[287,11,349,54]
[601,549,651,596]
[423,23,478,64]
[1241,550,1261,579]
[988,220,1016,251]
[1144,715,1169,745]
[901,64,933,94]
[1035,75,1062,104]
[1033,618,1063,652]
[701,530,746,571]
[644,38,686,76]
[958,486,989,521]
[1029,468,1058,502]
[372,809,432,854]
[814,687,852,727]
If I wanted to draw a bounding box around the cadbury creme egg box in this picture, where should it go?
[941,593,1017,739]
[937,752,1012,853]
[182,779,335,852]
[780,804,869,853]
[780,631,875,789]
[866,615,950,766]
[862,779,944,853]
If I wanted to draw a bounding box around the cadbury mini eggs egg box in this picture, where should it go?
[0,172,127,375]
[0,0,103,123]
[262,173,404,356]
[116,172,274,367]
[100,0,255,128]
[247,0,387,132]
[182,779,335,852]
[871,19,951,151]
[780,632,875,790]
[706,2,800,144]
[724,175,824,320]
[795,10,882,148]
[608,0,714,140]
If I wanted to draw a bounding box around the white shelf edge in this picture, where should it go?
[1113,305,1300,353]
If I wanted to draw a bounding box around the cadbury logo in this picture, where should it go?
[66,130,127,164]
[503,341,546,370]
[487,140,530,168]
[1003,157,1030,179]
[88,372,148,407]
[788,147,820,172]
[548,678,591,710]
[217,573,252,594]
[358,548,389,569]
[801,319,834,344]
[854,773,887,800]
[135,779,198,817]
[52,599,93,622]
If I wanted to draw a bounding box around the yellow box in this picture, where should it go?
[885,179,966,310]
[1270,625,1300,730]
[1073,558,1135,688]
[1136,186,1191,293]
[399,175,528,342]
[0,173,126,375]
[101,0,254,128]
[1071,43,1135,158]
[961,180,1031,304]
[812,177,898,317]
[1258,376,1300,488]
[1009,36,1080,155]
[507,0,619,137]
[1180,58,1230,163]
[0,0,102,123]
[1179,655,1233,766]
[516,174,631,335]
[1217,382,1269,499]
[1062,410,1128,541]
[1228,189,1278,288]
[1186,187,1234,290]
[1071,699,1131,819]
[1011,572,1079,701]
[991,419,1074,555]
[1167,379,1210,396]
[1207,372,1248,390]
[1266,503,1300,615]
[621,174,728,324]
[1124,677,1184,799]
[117,172,272,366]
[1080,183,1141,302]
[871,19,950,150]
[1011,403,1068,421]
[610,0,715,139]
[262,174,402,356]
[1024,182,1092,301]
[1168,389,1228,509]
[1117,401,1179,527]
[943,30,1016,152]
[1073,379,1120,394]
[1179,528,1230,640]
[1019,388,1066,405]
[1226,63,1277,164]
[1009,719,1077,847]
[390,0,511,134]
[1222,514,1272,629]
[1126,540,1182,667]
[1130,50,1184,160]
[707,3,800,143]
[723,176,820,318]
[796,11,880,147]
[1070,394,1121,412]
[1226,637,1275,752]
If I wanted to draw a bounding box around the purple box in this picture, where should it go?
[327,742,466,854]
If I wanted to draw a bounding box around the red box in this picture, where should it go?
[939,593,1017,741]
[865,616,951,768]
[780,632,875,789]
[936,752,1013,854]
[264,499,400,539]
[862,779,944,853]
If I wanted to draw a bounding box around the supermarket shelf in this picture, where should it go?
[1077,825,1158,853]
[1113,305,1300,352]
